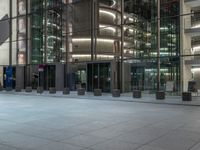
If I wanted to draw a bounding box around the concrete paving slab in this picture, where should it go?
[0,94,199,149]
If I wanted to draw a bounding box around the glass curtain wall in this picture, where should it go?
[151,0,180,92]
[30,0,63,89]
[31,0,63,64]
[0,0,10,87]
[31,0,44,64]
[0,0,10,66]
[124,0,152,91]
[17,0,28,65]
[0,0,182,93]
[124,0,180,93]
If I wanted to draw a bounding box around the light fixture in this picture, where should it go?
[191,46,200,53]
[129,18,134,22]
[72,54,114,58]
[192,24,200,29]
[110,0,116,7]
[99,9,116,19]
[72,38,114,43]
[191,68,200,73]
[99,25,116,32]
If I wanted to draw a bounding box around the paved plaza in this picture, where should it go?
[0,94,200,150]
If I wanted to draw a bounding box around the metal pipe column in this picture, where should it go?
[157,0,161,91]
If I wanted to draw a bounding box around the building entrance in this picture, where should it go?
[31,64,64,91]
[87,62,111,92]
[131,67,145,90]
[38,65,56,90]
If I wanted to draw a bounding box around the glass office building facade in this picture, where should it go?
[151,0,180,92]
[0,0,199,94]
[31,0,63,64]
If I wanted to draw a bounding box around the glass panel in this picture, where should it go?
[99,63,111,92]
[42,65,55,90]
[93,64,99,90]
[0,0,10,66]
[87,64,93,91]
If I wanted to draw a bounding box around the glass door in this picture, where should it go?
[43,65,55,90]
[87,62,111,92]
[93,64,99,90]
[131,67,144,90]
[99,63,111,92]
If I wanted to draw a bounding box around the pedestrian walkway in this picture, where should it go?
[0,94,200,150]
[1,90,200,106]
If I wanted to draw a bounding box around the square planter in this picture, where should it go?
[49,87,56,94]
[0,86,3,91]
[182,92,192,101]
[78,88,85,95]
[156,91,165,100]
[25,87,32,93]
[6,87,13,91]
[15,87,22,92]
[133,90,141,98]
[94,89,102,96]
[63,88,70,95]
[112,89,120,97]
[37,87,44,94]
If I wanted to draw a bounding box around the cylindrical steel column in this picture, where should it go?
[120,0,124,92]
[91,0,95,61]
[157,0,161,91]
[9,0,12,66]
